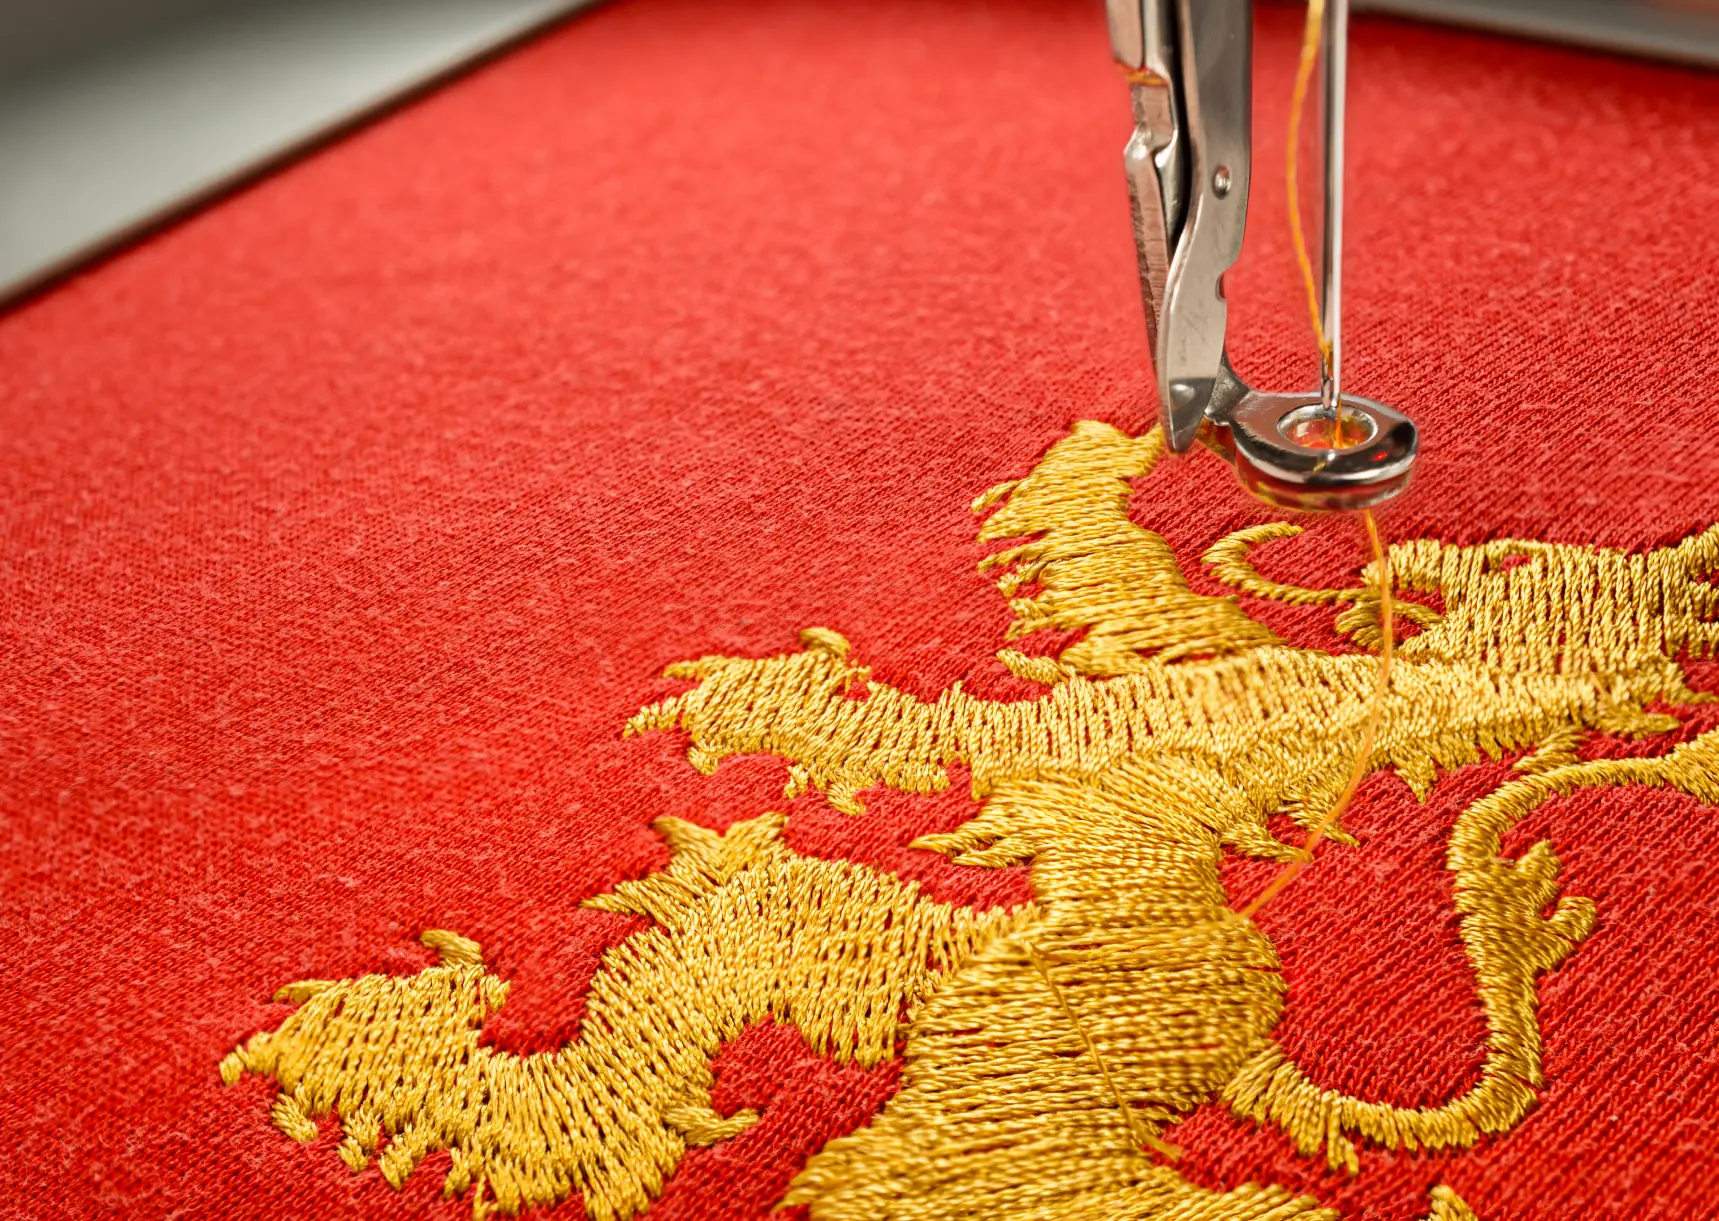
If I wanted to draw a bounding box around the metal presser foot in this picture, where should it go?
[1106,0,1417,512]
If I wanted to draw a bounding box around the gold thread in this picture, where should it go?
[973,421,1283,672]
[221,421,1719,1218]
[1205,524,1718,682]
[784,763,1311,1220]
[1121,65,1168,89]
[1287,0,1333,375]
[1220,737,1719,1171]
[1425,1184,1482,1221]
[1204,523,1446,630]
[1025,939,1182,1161]
[664,1092,762,1148]
[1203,524,1356,606]
[221,813,1020,1221]
[1237,512,1393,921]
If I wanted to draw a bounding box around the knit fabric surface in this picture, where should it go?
[3,1,1718,1218]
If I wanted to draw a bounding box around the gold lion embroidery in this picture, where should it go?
[220,422,1719,1221]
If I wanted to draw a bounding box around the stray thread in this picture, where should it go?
[1025,940,1182,1161]
[1237,511,1394,921]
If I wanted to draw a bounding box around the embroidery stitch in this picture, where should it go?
[221,422,1717,1219]
[1228,731,1719,1170]
[221,811,1019,1220]
[1426,1186,1481,1221]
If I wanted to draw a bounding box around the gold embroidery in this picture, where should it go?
[221,422,1717,1219]
[220,811,1018,1221]
[1425,1185,1482,1221]
[974,420,1282,672]
[1220,738,1719,1170]
[1205,520,1719,679]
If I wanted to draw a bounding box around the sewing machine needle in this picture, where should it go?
[1321,0,1348,417]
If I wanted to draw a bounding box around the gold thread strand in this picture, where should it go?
[1237,511,1394,921]
[1025,940,1183,1161]
[1288,0,1333,374]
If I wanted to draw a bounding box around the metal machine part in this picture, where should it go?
[1206,373,1417,511]
[1106,0,1418,513]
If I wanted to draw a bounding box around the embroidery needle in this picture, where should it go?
[1320,0,1348,440]
[1239,0,1397,923]
[1106,0,1417,508]
[1285,0,1333,410]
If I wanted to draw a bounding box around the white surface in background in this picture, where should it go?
[0,0,592,301]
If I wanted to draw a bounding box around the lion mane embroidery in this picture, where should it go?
[220,422,1719,1221]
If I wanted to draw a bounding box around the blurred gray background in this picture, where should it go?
[0,0,594,304]
[1,0,1715,308]
[1360,0,1719,65]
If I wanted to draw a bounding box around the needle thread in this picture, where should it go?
[1287,0,1332,379]
[1240,0,1397,922]
[1236,511,1393,921]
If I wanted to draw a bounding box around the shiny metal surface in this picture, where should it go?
[1205,370,1417,512]
[1108,0,1419,509]
[1109,1,1186,364]
[1154,0,1251,454]
[1356,0,1719,71]
[1105,0,1148,69]
[0,0,597,307]
[1320,0,1348,413]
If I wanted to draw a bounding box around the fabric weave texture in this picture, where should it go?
[3,1,1718,1218]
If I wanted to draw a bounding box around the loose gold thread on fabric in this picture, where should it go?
[1237,512,1393,921]
[1025,939,1182,1160]
[223,421,1718,1219]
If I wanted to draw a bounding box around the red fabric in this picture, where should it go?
[3,1,1718,1217]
